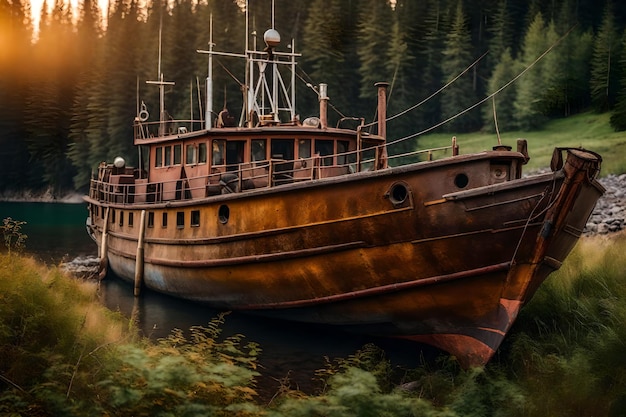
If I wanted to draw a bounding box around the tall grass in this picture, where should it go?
[2,233,626,415]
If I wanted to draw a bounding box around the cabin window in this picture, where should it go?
[298,139,311,159]
[198,143,207,163]
[147,212,154,228]
[119,211,124,226]
[164,146,172,166]
[111,209,115,224]
[337,140,350,165]
[162,212,168,228]
[186,144,197,164]
[155,147,163,167]
[252,139,267,161]
[128,212,134,227]
[226,141,245,171]
[212,140,226,165]
[271,139,294,160]
[176,211,184,228]
[173,144,182,165]
[315,140,334,166]
[191,210,200,227]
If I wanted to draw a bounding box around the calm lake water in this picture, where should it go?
[1,201,424,392]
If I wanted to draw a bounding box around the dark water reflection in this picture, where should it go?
[1,201,425,395]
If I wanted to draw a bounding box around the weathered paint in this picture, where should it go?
[85,146,603,367]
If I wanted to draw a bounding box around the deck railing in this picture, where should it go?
[90,142,458,206]
[134,119,204,141]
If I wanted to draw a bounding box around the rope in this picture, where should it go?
[386,24,577,148]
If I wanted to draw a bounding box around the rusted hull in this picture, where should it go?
[86,149,603,367]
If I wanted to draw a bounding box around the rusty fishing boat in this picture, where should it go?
[84,13,604,368]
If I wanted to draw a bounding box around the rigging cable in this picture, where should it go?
[386,24,578,148]
[296,68,348,119]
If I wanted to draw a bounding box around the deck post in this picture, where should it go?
[98,207,109,280]
[134,210,146,296]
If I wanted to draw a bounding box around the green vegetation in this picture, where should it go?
[413,111,626,175]
[2,233,626,416]
[2,0,626,195]
[1,218,27,255]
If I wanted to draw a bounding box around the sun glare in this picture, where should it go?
[30,0,110,37]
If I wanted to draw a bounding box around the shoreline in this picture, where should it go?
[0,191,86,204]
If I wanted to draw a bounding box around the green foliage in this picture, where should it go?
[440,0,480,132]
[4,233,626,415]
[95,319,262,416]
[590,1,621,112]
[611,29,626,131]
[356,0,393,101]
[500,235,626,417]
[483,48,518,132]
[3,0,626,194]
[0,255,263,416]
[513,12,549,130]
[1,217,27,254]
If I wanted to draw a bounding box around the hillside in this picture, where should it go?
[415,111,626,176]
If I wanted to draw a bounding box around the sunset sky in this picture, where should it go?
[29,0,110,35]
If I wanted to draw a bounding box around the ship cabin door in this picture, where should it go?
[271,139,295,185]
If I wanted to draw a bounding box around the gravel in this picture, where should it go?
[584,174,626,236]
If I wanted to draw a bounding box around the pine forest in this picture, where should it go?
[1,0,626,196]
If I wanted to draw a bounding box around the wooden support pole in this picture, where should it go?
[98,207,110,280]
[134,210,146,296]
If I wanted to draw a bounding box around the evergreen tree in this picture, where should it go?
[482,48,518,132]
[590,1,621,112]
[487,0,515,68]
[356,0,393,116]
[414,0,449,131]
[538,19,564,116]
[440,0,480,132]
[301,0,358,124]
[549,0,594,116]
[24,0,78,193]
[610,29,626,131]
[0,0,33,193]
[393,0,430,132]
[101,0,143,164]
[67,0,105,190]
[385,14,418,144]
[513,12,548,130]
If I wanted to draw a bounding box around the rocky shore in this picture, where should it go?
[585,174,626,236]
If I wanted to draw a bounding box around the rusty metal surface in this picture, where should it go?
[85,145,603,367]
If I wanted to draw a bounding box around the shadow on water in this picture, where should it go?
[2,201,432,396]
[99,273,428,396]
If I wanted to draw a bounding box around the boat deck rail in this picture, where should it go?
[134,119,204,140]
[89,142,458,206]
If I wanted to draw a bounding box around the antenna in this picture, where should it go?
[146,14,174,136]
[205,13,214,129]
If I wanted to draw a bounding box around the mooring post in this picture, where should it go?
[98,207,110,280]
[134,210,146,296]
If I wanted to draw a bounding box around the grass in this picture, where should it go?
[411,111,626,175]
[3,233,626,416]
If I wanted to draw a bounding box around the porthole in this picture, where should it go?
[389,183,408,205]
[386,182,411,208]
[454,173,469,188]
[218,205,230,224]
